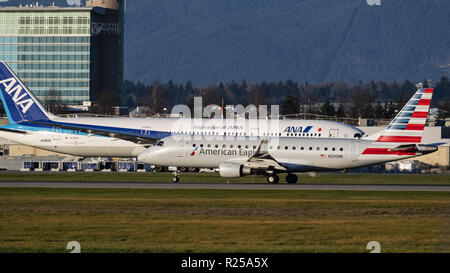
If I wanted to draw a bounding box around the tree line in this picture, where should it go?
[122,76,450,120]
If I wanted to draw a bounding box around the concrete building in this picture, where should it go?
[0,0,124,107]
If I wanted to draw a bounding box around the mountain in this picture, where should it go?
[2,0,449,86]
[124,0,450,85]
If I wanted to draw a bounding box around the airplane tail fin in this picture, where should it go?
[376,86,434,143]
[0,61,54,124]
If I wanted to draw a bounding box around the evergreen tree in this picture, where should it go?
[320,99,336,116]
[281,90,300,115]
[438,100,450,120]
[374,102,384,119]
[336,103,346,117]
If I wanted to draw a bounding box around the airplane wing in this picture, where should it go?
[242,138,287,171]
[28,120,165,145]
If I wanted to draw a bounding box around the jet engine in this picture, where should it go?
[219,162,252,178]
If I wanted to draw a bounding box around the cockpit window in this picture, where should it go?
[156,141,164,146]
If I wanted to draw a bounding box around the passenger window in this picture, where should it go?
[301,147,304,150]
[292,147,296,150]
[215,144,219,148]
[340,148,343,151]
[332,148,336,151]
[285,146,289,150]
[193,144,196,147]
[223,144,227,148]
[324,147,328,151]
[309,147,312,151]
[316,147,320,151]
[200,144,204,147]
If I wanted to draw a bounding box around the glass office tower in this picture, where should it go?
[0,4,122,107]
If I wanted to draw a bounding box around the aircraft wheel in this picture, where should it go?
[286,174,298,184]
[172,176,180,183]
[267,174,279,184]
[154,166,164,172]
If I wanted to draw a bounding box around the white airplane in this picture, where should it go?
[0,61,364,158]
[138,86,439,183]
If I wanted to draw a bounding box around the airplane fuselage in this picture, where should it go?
[138,136,429,172]
[0,118,364,157]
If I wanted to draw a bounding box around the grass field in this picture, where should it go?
[0,187,449,253]
[0,172,449,184]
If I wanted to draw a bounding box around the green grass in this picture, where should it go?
[0,187,449,253]
[0,172,449,184]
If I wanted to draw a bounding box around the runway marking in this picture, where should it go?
[0,181,450,192]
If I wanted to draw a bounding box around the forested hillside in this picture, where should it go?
[124,0,450,85]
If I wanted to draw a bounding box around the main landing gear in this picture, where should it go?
[286,173,298,184]
[266,173,298,184]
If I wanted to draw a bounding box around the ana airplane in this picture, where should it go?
[138,87,439,183]
[0,61,364,158]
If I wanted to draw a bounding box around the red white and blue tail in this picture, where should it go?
[376,87,433,143]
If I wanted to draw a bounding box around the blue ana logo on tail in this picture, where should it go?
[0,61,50,123]
[0,77,34,114]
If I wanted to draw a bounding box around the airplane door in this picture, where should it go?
[176,139,186,157]
[329,129,339,138]
[350,140,360,163]
[52,127,61,140]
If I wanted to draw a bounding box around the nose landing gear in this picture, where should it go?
[172,168,180,183]
[266,174,280,184]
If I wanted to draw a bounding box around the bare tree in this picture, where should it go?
[45,89,65,114]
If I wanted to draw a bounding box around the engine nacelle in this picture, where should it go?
[219,162,251,178]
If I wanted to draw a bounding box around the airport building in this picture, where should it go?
[0,0,124,107]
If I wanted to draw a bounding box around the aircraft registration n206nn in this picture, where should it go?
[138,86,439,183]
[0,61,364,158]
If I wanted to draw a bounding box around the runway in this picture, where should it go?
[1,181,450,192]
